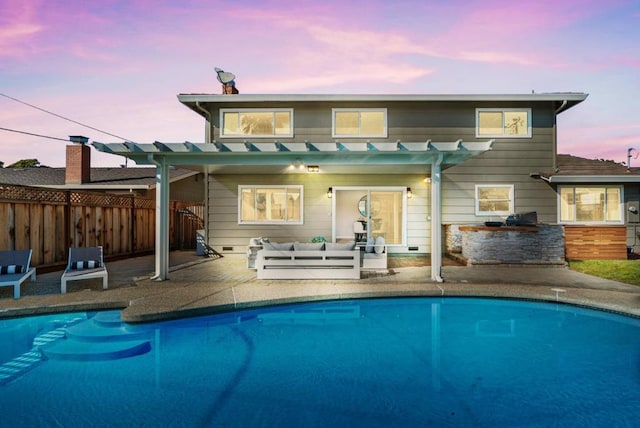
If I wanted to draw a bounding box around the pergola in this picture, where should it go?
[93,139,493,282]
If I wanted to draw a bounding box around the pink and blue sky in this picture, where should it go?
[1,0,639,167]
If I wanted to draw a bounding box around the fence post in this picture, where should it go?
[64,190,71,250]
[131,195,136,255]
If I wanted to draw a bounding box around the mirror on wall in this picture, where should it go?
[358,196,367,217]
[358,195,380,217]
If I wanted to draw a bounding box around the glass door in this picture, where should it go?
[369,191,404,244]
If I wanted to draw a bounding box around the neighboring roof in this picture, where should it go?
[177,92,588,118]
[542,154,640,183]
[0,167,199,190]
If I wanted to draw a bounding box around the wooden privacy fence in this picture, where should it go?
[564,225,628,260]
[0,185,203,268]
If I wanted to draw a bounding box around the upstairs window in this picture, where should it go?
[476,108,531,138]
[221,109,293,138]
[475,184,514,216]
[239,185,303,224]
[332,108,387,138]
[559,186,623,224]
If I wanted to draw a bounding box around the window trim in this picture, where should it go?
[475,184,515,216]
[557,185,624,225]
[238,185,304,225]
[475,108,532,138]
[220,108,294,138]
[332,108,388,138]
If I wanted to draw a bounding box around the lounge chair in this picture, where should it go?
[61,246,108,294]
[0,249,37,299]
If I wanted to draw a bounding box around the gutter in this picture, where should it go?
[547,175,640,183]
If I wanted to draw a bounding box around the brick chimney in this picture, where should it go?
[66,136,91,184]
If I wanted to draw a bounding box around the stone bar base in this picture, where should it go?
[445,224,565,265]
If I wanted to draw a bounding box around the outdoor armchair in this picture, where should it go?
[0,249,37,299]
[60,246,108,294]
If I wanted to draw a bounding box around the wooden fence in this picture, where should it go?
[564,225,628,260]
[0,185,203,268]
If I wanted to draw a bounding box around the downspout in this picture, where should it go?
[195,101,212,143]
[430,154,444,282]
[196,101,212,255]
[148,154,170,281]
[552,100,568,172]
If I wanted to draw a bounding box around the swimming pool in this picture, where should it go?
[1,297,638,427]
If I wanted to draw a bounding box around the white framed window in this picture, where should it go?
[332,108,387,138]
[475,184,514,216]
[221,109,293,138]
[559,186,623,224]
[476,108,531,138]
[238,185,303,224]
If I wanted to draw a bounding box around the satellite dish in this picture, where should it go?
[215,67,236,84]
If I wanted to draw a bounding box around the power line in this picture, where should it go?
[0,92,137,143]
[0,126,70,142]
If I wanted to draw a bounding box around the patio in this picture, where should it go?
[0,251,639,322]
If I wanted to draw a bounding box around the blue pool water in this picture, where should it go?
[0,297,639,427]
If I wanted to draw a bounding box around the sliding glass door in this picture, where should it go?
[369,190,404,244]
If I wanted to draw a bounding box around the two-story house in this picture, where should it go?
[94,92,590,280]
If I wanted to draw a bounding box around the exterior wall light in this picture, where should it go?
[307,165,319,173]
[424,177,431,183]
[407,187,413,198]
[327,187,333,198]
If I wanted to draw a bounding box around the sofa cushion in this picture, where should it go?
[293,242,325,251]
[0,265,24,275]
[262,242,294,251]
[325,242,356,251]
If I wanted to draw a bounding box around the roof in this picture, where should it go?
[542,154,640,183]
[0,166,199,190]
[177,92,588,118]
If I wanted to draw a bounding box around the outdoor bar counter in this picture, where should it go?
[449,224,566,265]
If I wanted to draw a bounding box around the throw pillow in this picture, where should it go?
[71,260,101,270]
[0,265,24,275]
[365,237,375,253]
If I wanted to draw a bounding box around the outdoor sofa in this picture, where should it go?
[255,241,361,279]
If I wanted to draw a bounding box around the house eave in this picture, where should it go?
[547,175,640,183]
[177,92,588,103]
[33,184,152,190]
[177,93,588,117]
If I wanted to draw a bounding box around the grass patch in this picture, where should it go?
[568,260,640,286]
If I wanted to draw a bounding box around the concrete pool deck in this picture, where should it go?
[1,251,639,322]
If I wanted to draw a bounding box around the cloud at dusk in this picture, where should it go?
[1,0,638,167]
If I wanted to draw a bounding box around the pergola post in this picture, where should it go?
[430,154,444,282]
[151,155,170,280]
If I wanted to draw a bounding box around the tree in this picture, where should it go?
[6,159,46,168]
[0,160,4,168]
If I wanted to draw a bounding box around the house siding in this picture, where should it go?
[202,99,560,254]
[207,174,429,254]
[626,183,640,253]
[441,105,557,225]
